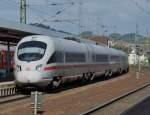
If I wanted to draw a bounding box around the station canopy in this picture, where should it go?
[0,18,98,46]
[0,18,72,45]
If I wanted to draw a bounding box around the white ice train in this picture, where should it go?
[14,35,129,89]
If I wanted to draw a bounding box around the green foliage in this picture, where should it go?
[148,57,150,65]
[111,45,129,54]
[109,33,122,40]
[109,33,147,43]
[79,31,93,38]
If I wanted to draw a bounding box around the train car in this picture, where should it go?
[0,46,15,72]
[0,50,14,70]
[14,35,129,89]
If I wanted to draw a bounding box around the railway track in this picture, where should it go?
[80,83,150,115]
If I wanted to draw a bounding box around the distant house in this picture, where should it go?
[86,35,108,45]
[111,40,130,48]
[143,49,150,65]
[128,48,138,65]
[128,48,150,65]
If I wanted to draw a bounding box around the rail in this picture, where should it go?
[80,83,150,115]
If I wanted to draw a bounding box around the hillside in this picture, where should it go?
[109,33,146,43]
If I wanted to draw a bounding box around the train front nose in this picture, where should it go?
[15,71,42,84]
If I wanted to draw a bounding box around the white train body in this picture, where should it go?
[14,35,129,88]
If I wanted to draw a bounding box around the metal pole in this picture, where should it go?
[34,91,38,115]
[20,0,26,24]
[135,22,139,79]
[78,0,82,34]
[7,42,10,73]
[96,16,100,35]
[136,55,139,79]
[139,55,141,72]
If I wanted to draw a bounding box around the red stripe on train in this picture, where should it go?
[44,66,61,71]
[43,63,109,71]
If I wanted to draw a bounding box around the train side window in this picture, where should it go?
[111,55,120,62]
[92,54,96,62]
[96,54,108,62]
[47,51,64,64]
[65,52,85,63]
[122,56,128,64]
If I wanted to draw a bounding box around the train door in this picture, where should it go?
[109,50,113,72]
[55,39,66,78]
[85,44,93,73]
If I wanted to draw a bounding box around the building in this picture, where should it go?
[128,48,138,65]
[86,35,108,45]
[128,48,150,65]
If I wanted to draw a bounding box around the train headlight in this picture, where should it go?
[16,65,21,72]
[36,64,42,71]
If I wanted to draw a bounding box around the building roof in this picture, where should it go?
[0,18,97,45]
[0,18,73,44]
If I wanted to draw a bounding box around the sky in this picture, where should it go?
[0,0,150,36]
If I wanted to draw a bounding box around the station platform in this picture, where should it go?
[0,81,15,88]
[122,95,150,115]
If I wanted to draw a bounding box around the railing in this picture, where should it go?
[0,81,17,97]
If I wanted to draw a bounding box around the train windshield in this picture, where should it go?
[17,41,47,61]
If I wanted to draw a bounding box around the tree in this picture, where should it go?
[111,45,129,54]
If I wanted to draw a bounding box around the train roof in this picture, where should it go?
[19,35,127,57]
[109,47,126,55]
